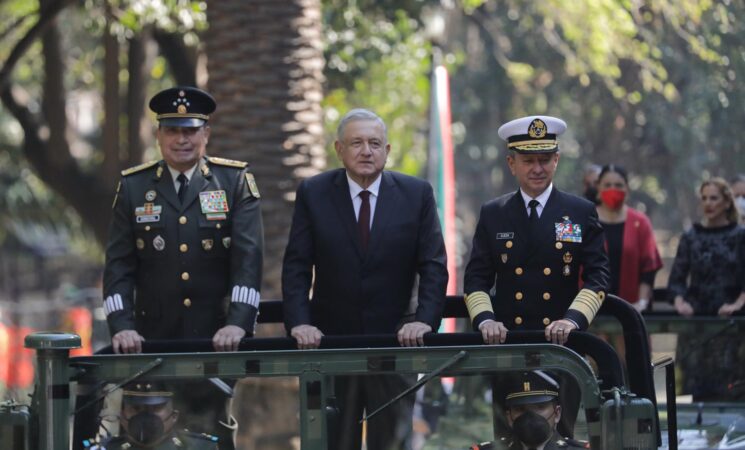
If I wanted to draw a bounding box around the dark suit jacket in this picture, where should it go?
[464,188,609,330]
[282,169,448,335]
[104,157,263,339]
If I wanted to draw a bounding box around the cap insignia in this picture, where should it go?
[528,119,547,138]
[178,104,187,114]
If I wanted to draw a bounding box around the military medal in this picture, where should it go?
[563,252,572,264]
[222,237,232,249]
[202,239,214,251]
[145,190,157,201]
[199,190,229,220]
[555,217,582,243]
[153,235,165,251]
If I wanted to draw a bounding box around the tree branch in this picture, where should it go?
[0,0,77,90]
[152,28,197,86]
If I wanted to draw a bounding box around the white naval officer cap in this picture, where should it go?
[497,115,567,154]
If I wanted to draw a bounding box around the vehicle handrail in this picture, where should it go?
[92,331,625,389]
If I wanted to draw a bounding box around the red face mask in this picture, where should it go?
[600,188,626,210]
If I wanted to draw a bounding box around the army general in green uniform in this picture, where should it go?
[100,86,263,450]
[103,86,263,353]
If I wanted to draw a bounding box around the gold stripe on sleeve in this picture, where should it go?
[568,288,604,323]
[465,291,493,320]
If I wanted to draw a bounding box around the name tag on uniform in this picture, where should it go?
[135,203,162,223]
[555,218,582,243]
[496,232,514,240]
[199,190,229,220]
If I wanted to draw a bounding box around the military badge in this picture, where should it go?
[563,252,573,264]
[202,239,214,251]
[156,166,163,179]
[223,237,232,248]
[555,218,582,243]
[245,173,261,198]
[135,203,162,223]
[199,190,229,220]
[563,265,571,276]
[136,238,145,250]
[153,235,165,251]
[496,232,514,240]
[527,118,547,138]
[501,253,508,263]
[145,190,157,201]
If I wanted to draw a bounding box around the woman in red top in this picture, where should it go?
[596,165,663,312]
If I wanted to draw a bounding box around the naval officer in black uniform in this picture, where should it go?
[464,115,608,345]
[101,86,263,450]
[103,86,263,353]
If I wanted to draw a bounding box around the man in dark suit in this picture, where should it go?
[282,108,448,449]
[97,86,263,450]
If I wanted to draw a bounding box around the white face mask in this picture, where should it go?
[736,197,745,217]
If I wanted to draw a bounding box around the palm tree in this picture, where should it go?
[206,0,326,301]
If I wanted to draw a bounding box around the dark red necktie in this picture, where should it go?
[358,190,371,251]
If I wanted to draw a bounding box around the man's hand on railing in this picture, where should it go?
[291,324,324,349]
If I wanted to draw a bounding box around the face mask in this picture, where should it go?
[736,197,745,217]
[584,186,599,205]
[600,188,626,210]
[512,410,552,447]
[124,411,167,447]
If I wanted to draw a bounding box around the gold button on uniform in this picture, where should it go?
[514,316,523,325]
[179,244,188,253]
[543,292,551,300]
[555,242,563,249]
[179,216,187,224]
[543,317,550,326]
[515,292,523,300]
[145,225,151,231]
[181,272,190,281]
[505,240,513,249]
[216,223,222,229]
[183,298,192,307]
[515,267,523,275]
[543,267,551,276]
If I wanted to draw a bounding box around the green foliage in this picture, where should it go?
[322,1,434,176]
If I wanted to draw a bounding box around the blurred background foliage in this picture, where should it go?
[0,0,743,280]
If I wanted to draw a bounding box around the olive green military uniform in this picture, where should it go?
[103,156,263,339]
[99,430,219,450]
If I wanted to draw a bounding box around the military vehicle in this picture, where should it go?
[1,294,742,449]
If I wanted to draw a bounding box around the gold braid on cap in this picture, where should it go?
[465,291,493,319]
[568,288,604,324]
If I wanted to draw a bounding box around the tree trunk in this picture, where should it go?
[205,0,326,301]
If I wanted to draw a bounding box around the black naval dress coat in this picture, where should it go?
[103,156,263,339]
[464,188,609,331]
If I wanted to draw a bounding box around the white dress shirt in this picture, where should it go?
[167,164,198,193]
[520,183,553,218]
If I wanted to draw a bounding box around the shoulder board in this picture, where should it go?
[121,160,158,176]
[208,156,248,168]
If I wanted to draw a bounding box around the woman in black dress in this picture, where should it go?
[668,178,745,401]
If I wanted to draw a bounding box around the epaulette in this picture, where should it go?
[121,160,158,176]
[208,156,248,168]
